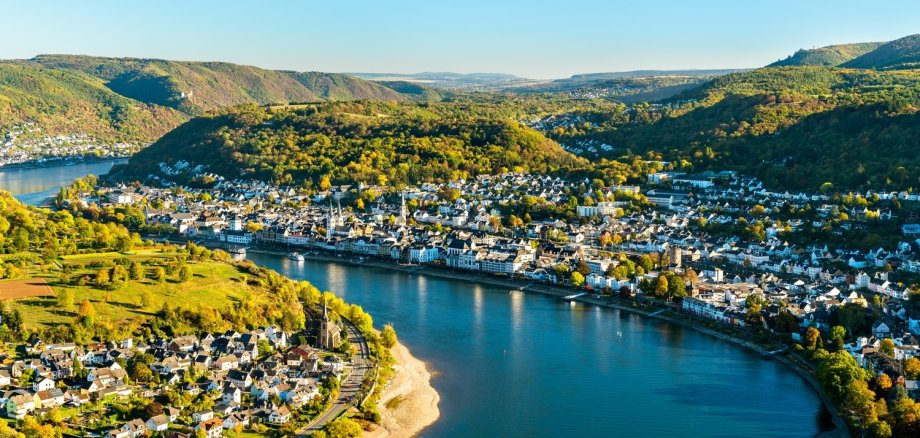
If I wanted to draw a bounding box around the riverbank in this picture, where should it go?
[0,155,127,171]
[250,248,845,436]
[365,342,440,438]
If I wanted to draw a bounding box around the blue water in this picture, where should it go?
[3,163,823,437]
[0,159,125,205]
[249,255,823,438]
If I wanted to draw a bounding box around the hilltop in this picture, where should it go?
[29,55,408,112]
[554,66,920,190]
[107,101,591,187]
[842,34,920,69]
[0,55,419,156]
[769,42,883,67]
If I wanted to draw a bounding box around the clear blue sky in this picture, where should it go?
[2,0,918,79]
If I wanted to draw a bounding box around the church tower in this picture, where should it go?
[318,297,341,350]
[399,192,408,225]
[326,198,335,239]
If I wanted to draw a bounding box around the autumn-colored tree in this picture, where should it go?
[597,233,613,247]
[654,275,669,299]
[880,338,895,357]
[904,357,920,380]
[570,271,585,287]
[77,299,96,327]
[381,324,397,349]
[129,261,143,280]
[319,176,332,191]
[94,268,110,287]
[153,267,166,283]
[876,373,893,392]
[803,327,822,350]
[178,265,192,283]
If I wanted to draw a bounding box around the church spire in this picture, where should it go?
[400,191,407,225]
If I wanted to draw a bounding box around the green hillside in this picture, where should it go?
[29,54,407,113]
[769,43,883,67]
[0,55,412,153]
[377,80,446,101]
[0,62,186,143]
[842,34,920,69]
[108,101,591,186]
[554,66,920,191]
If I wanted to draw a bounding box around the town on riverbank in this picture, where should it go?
[0,233,420,437]
[57,164,920,435]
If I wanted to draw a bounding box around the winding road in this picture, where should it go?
[298,316,373,436]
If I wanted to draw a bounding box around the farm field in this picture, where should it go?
[0,278,54,300]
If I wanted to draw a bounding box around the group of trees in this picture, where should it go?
[0,191,142,257]
[550,66,920,192]
[799,322,920,436]
[637,271,688,301]
[120,101,596,188]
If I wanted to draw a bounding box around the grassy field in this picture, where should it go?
[8,251,253,331]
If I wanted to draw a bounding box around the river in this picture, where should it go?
[249,254,823,438]
[3,162,824,437]
[0,159,126,205]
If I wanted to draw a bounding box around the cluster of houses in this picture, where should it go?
[1,125,137,166]
[2,322,347,436]
[79,166,920,398]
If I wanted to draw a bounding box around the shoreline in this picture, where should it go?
[365,342,441,438]
[229,246,846,436]
[0,156,127,171]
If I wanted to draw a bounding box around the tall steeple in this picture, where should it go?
[400,192,407,225]
[326,198,334,239]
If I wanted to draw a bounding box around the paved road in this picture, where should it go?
[299,316,373,436]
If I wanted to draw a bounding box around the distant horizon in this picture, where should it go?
[8,52,757,81]
[2,0,919,78]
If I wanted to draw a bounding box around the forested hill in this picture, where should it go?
[554,66,920,191]
[29,55,408,112]
[0,62,187,144]
[0,55,418,146]
[107,101,592,187]
[768,42,883,67]
[842,34,920,69]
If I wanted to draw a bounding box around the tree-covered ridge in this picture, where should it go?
[553,66,920,191]
[0,62,186,143]
[28,55,409,113]
[843,34,920,70]
[111,101,594,187]
[769,42,884,67]
[0,55,421,152]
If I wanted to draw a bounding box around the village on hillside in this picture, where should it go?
[1,299,354,437]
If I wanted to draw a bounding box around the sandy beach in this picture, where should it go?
[365,342,440,438]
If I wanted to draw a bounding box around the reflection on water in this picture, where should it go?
[248,253,822,438]
[0,159,126,205]
[1,161,823,436]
